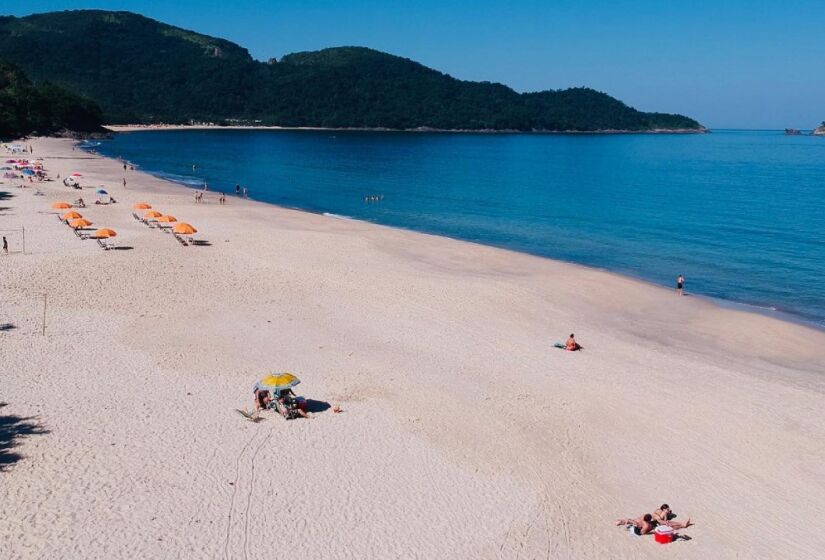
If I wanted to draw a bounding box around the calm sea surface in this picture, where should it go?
[94,130,825,327]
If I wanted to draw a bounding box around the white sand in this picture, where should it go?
[1,136,824,559]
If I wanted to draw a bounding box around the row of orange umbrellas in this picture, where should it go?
[134,202,197,235]
[54,203,117,238]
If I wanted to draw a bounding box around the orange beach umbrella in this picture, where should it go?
[93,228,117,238]
[143,211,163,219]
[172,223,197,235]
[52,202,72,209]
[69,218,93,229]
[133,202,152,210]
[156,215,177,223]
[61,211,83,221]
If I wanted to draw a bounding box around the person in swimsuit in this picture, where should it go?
[652,504,693,529]
[616,513,657,535]
[676,275,684,296]
[254,389,272,411]
[277,389,312,419]
[566,334,582,351]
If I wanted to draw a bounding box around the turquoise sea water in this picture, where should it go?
[94,130,825,327]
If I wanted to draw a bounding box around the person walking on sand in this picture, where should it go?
[122,177,127,188]
[676,274,685,296]
[219,193,226,205]
[3,236,8,255]
[235,184,240,196]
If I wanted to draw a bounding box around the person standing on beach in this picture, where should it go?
[235,184,241,196]
[677,275,685,296]
[122,178,127,188]
[3,236,8,255]
[243,187,249,199]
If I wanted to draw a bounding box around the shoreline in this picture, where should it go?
[86,140,824,333]
[3,136,825,559]
[105,124,709,135]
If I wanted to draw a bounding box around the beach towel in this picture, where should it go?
[554,342,583,351]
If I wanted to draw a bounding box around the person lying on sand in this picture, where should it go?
[566,333,583,351]
[652,504,693,529]
[277,389,313,419]
[616,513,657,535]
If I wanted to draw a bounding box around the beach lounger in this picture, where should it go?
[95,238,115,250]
[173,233,189,246]
[132,212,141,221]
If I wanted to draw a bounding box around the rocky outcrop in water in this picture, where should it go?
[813,123,825,136]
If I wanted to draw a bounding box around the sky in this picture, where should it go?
[7,1,825,129]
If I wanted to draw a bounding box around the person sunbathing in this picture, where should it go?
[566,334,583,351]
[616,513,657,535]
[277,389,313,419]
[652,504,693,529]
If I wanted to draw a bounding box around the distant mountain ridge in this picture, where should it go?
[0,10,705,132]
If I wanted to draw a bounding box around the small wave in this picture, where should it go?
[154,171,206,188]
[322,212,356,220]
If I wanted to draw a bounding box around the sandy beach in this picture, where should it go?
[2,136,825,559]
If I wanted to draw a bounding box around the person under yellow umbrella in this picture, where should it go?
[61,210,83,222]
[248,373,312,420]
[68,218,93,229]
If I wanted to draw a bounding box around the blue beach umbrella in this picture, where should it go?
[96,189,108,195]
[22,169,35,175]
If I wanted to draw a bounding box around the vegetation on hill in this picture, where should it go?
[0,59,103,138]
[0,10,704,132]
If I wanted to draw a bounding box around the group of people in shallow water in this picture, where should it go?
[616,504,693,536]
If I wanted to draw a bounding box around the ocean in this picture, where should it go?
[93,129,825,327]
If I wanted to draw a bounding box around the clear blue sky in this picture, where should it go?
[8,1,825,129]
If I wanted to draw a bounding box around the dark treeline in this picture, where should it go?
[0,59,103,139]
[0,10,703,132]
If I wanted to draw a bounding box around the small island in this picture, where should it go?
[813,122,825,136]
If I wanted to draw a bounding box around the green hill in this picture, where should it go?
[0,10,704,132]
[0,58,103,138]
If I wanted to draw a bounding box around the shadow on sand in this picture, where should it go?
[0,403,50,472]
[305,399,331,414]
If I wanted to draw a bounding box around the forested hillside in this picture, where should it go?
[0,11,704,132]
[0,58,103,138]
